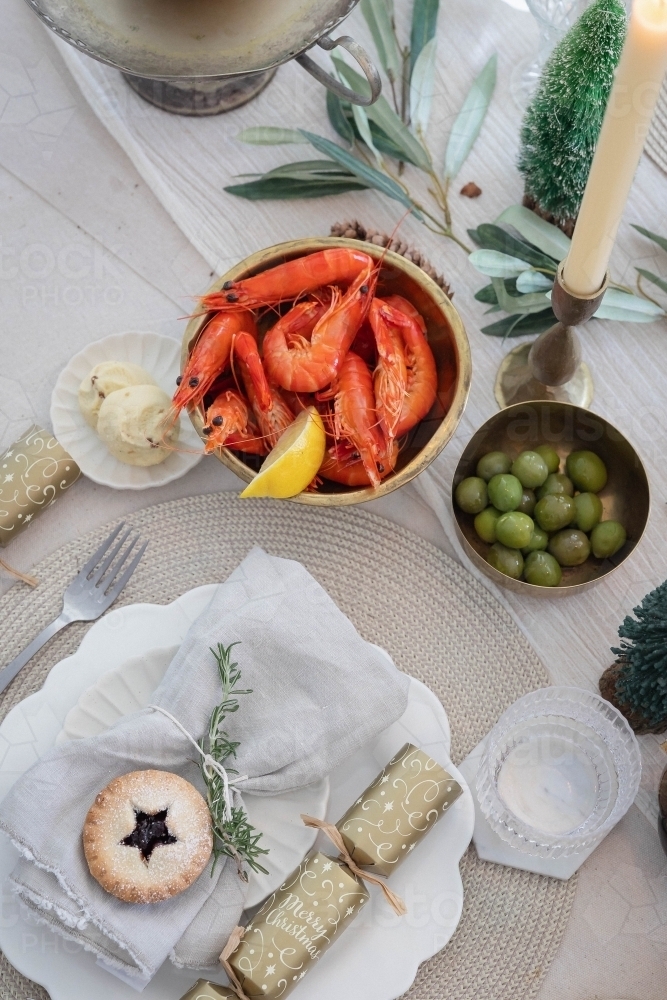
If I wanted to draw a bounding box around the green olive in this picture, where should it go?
[534,494,576,532]
[518,489,536,516]
[566,450,608,493]
[534,444,560,474]
[487,474,523,512]
[548,528,591,567]
[476,451,512,481]
[474,506,503,544]
[522,525,549,554]
[524,551,562,587]
[537,473,574,499]
[511,451,549,489]
[487,543,524,580]
[495,512,535,549]
[572,492,603,533]
[590,521,627,559]
[455,477,488,514]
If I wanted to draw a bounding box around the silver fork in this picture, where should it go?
[0,524,148,697]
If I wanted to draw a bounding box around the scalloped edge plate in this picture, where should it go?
[50,331,202,489]
[0,586,473,1000]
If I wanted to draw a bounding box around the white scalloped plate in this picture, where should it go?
[50,331,202,489]
[0,586,473,1000]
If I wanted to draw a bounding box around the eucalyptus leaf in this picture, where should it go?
[496,205,571,262]
[360,0,402,82]
[469,249,532,278]
[410,0,440,75]
[632,224,667,254]
[481,310,556,338]
[636,267,667,296]
[410,38,437,138]
[263,160,360,180]
[327,90,354,143]
[492,277,552,314]
[468,227,482,246]
[474,224,557,271]
[332,57,431,170]
[516,270,554,293]
[225,175,369,200]
[594,287,665,322]
[237,127,308,145]
[444,54,497,182]
[299,129,422,217]
[352,100,382,162]
[336,97,424,164]
[474,283,498,304]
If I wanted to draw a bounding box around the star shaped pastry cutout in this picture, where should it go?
[121,809,177,862]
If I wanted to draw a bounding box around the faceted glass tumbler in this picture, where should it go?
[511,0,592,109]
[476,687,641,858]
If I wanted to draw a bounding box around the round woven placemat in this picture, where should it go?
[0,493,576,1000]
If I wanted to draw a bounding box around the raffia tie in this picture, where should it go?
[301,814,407,916]
[149,705,248,823]
[220,925,250,1000]
[0,558,37,587]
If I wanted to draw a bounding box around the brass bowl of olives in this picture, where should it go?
[452,402,650,595]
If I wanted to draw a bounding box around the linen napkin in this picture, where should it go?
[0,547,409,987]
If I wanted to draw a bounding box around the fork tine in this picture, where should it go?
[90,527,133,588]
[102,541,148,607]
[73,523,125,584]
[99,535,139,592]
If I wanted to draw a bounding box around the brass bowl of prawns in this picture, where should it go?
[179,237,471,505]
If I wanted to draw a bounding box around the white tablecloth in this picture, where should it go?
[0,0,666,994]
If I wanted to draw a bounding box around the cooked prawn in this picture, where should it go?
[373,295,437,438]
[201,390,267,455]
[329,351,389,488]
[201,248,374,311]
[244,376,295,451]
[319,440,398,487]
[368,298,408,444]
[173,310,257,412]
[262,269,377,392]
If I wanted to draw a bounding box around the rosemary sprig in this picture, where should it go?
[199,642,269,881]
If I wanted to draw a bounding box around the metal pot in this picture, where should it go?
[22,0,381,114]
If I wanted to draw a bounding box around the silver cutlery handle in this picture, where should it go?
[0,611,74,696]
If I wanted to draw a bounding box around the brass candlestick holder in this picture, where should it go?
[494,262,608,409]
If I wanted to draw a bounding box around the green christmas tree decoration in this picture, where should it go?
[601,579,667,734]
[518,0,627,232]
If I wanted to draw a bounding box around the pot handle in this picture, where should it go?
[296,34,382,106]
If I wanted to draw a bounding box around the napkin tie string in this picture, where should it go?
[149,705,248,822]
[220,925,251,1000]
[301,814,407,916]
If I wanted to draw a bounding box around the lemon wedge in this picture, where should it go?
[240,406,326,499]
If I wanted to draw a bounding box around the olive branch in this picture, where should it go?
[199,642,269,880]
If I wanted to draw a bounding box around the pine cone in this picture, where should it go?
[330,220,454,299]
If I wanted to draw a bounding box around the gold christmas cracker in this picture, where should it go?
[0,426,80,547]
[180,981,236,1000]
[337,743,463,877]
[226,851,368,1000]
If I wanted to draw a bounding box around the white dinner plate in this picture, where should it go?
[0,585,473,1000]
[50,330,202,489]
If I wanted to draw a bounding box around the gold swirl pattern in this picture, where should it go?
[180,981,236,1000]
[0,426,80,547]
[228,851,368,999]
[337,743,462,876]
